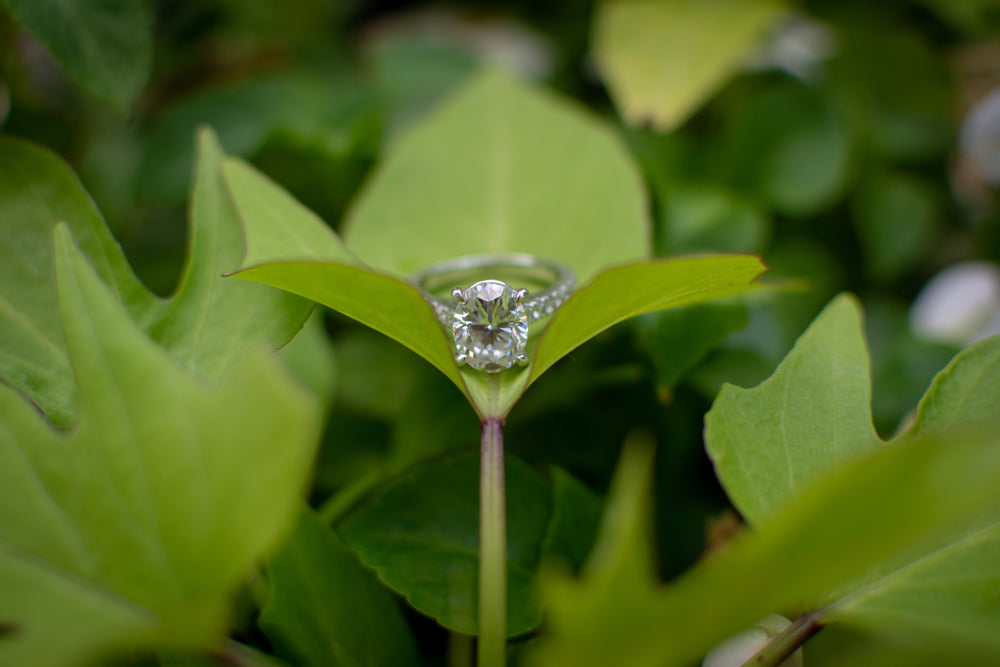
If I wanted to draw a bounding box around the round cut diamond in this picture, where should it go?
[452,280,528,372]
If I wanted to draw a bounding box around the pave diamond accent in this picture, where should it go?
[451,281,528,373]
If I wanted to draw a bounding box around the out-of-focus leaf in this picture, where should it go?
[637,301,749,394]
[139,73,375,207]
[852,172,939,281]
[0,227,321,667]
[762,100,853,216]
[827,12,951,162]
[658,185,770,255]
[0,131,313,426]
[149,130,314,381]
[278,310,338,408]
[591,0,786,130]
[0,136,159,425]
[337,452,551,636]
[705,294,880,525]
[540,468,603,572]
[529,427,1000,667]
[343,69,650,283]
[260,509,420,667]
[5,0,152,108]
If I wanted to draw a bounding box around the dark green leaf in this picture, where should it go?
[260,509,420,667]
[637,301,749,393]
[337,452,551,635]
[5,0,152,107]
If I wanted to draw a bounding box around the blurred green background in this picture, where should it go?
[3,0,1000,659]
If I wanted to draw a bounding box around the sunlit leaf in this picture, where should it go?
[343,69,650,283]
[0,131,312,426]
[0,135,159,426]
[591,0,786,130]
[0,227,322,667]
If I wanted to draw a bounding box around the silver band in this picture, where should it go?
[413,253,575,323]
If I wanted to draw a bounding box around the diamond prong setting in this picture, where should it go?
[451,280,529,373]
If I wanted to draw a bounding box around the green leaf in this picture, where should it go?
[148,130,315,381]
[851,172,939,281]
[762,103,853,217]
[823,522,1000,656]
[529,429,1000,667]
[591,0,786,130]
[337,452,552,636]
[260,508,420,667]
[343,69,650,283]
[530,255,766,384]
[658,184,770,255]
[905,335,1000,441]
[4,0,152,108]
[0,226,321,666]
[637,301,749,393]
[540,468,603,573]
[0,130,311,426]
[0,135,159,426]
[705,293,881,525]
[227,77,764,418]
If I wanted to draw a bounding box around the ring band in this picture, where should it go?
[412,254,575,373]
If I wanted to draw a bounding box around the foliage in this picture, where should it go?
[1,1,999,666]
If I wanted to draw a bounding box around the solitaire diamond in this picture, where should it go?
[452,280,529,372]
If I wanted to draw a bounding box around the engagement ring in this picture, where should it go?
[413,254,575,373]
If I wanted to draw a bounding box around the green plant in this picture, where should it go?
[2,1,1000,666]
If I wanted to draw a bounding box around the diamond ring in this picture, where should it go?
[412,254,575,373]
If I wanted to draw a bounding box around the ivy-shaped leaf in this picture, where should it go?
[704,294,882,525]
[4,0,152,108]
[228,72,765,418]
[529,427,1000,667]
[0,130,312,425]
[591,0,786,130]
[0,227,322,666]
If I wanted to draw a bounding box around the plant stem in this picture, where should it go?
[478,417,507,667]
[743,611,824,667]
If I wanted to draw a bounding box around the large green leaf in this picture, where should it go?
[260,508,420,667]
[227,76,764,418]
[529,428,1000,667]
[591,0,786,130]
[705,294,881,525]
[816,335,1000,649]
[0,135,158,426]
[0,227,322,666]
[4,0,152,108]
[337,452,551,636]
[0,131,311,426]
[343,69,650,283]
